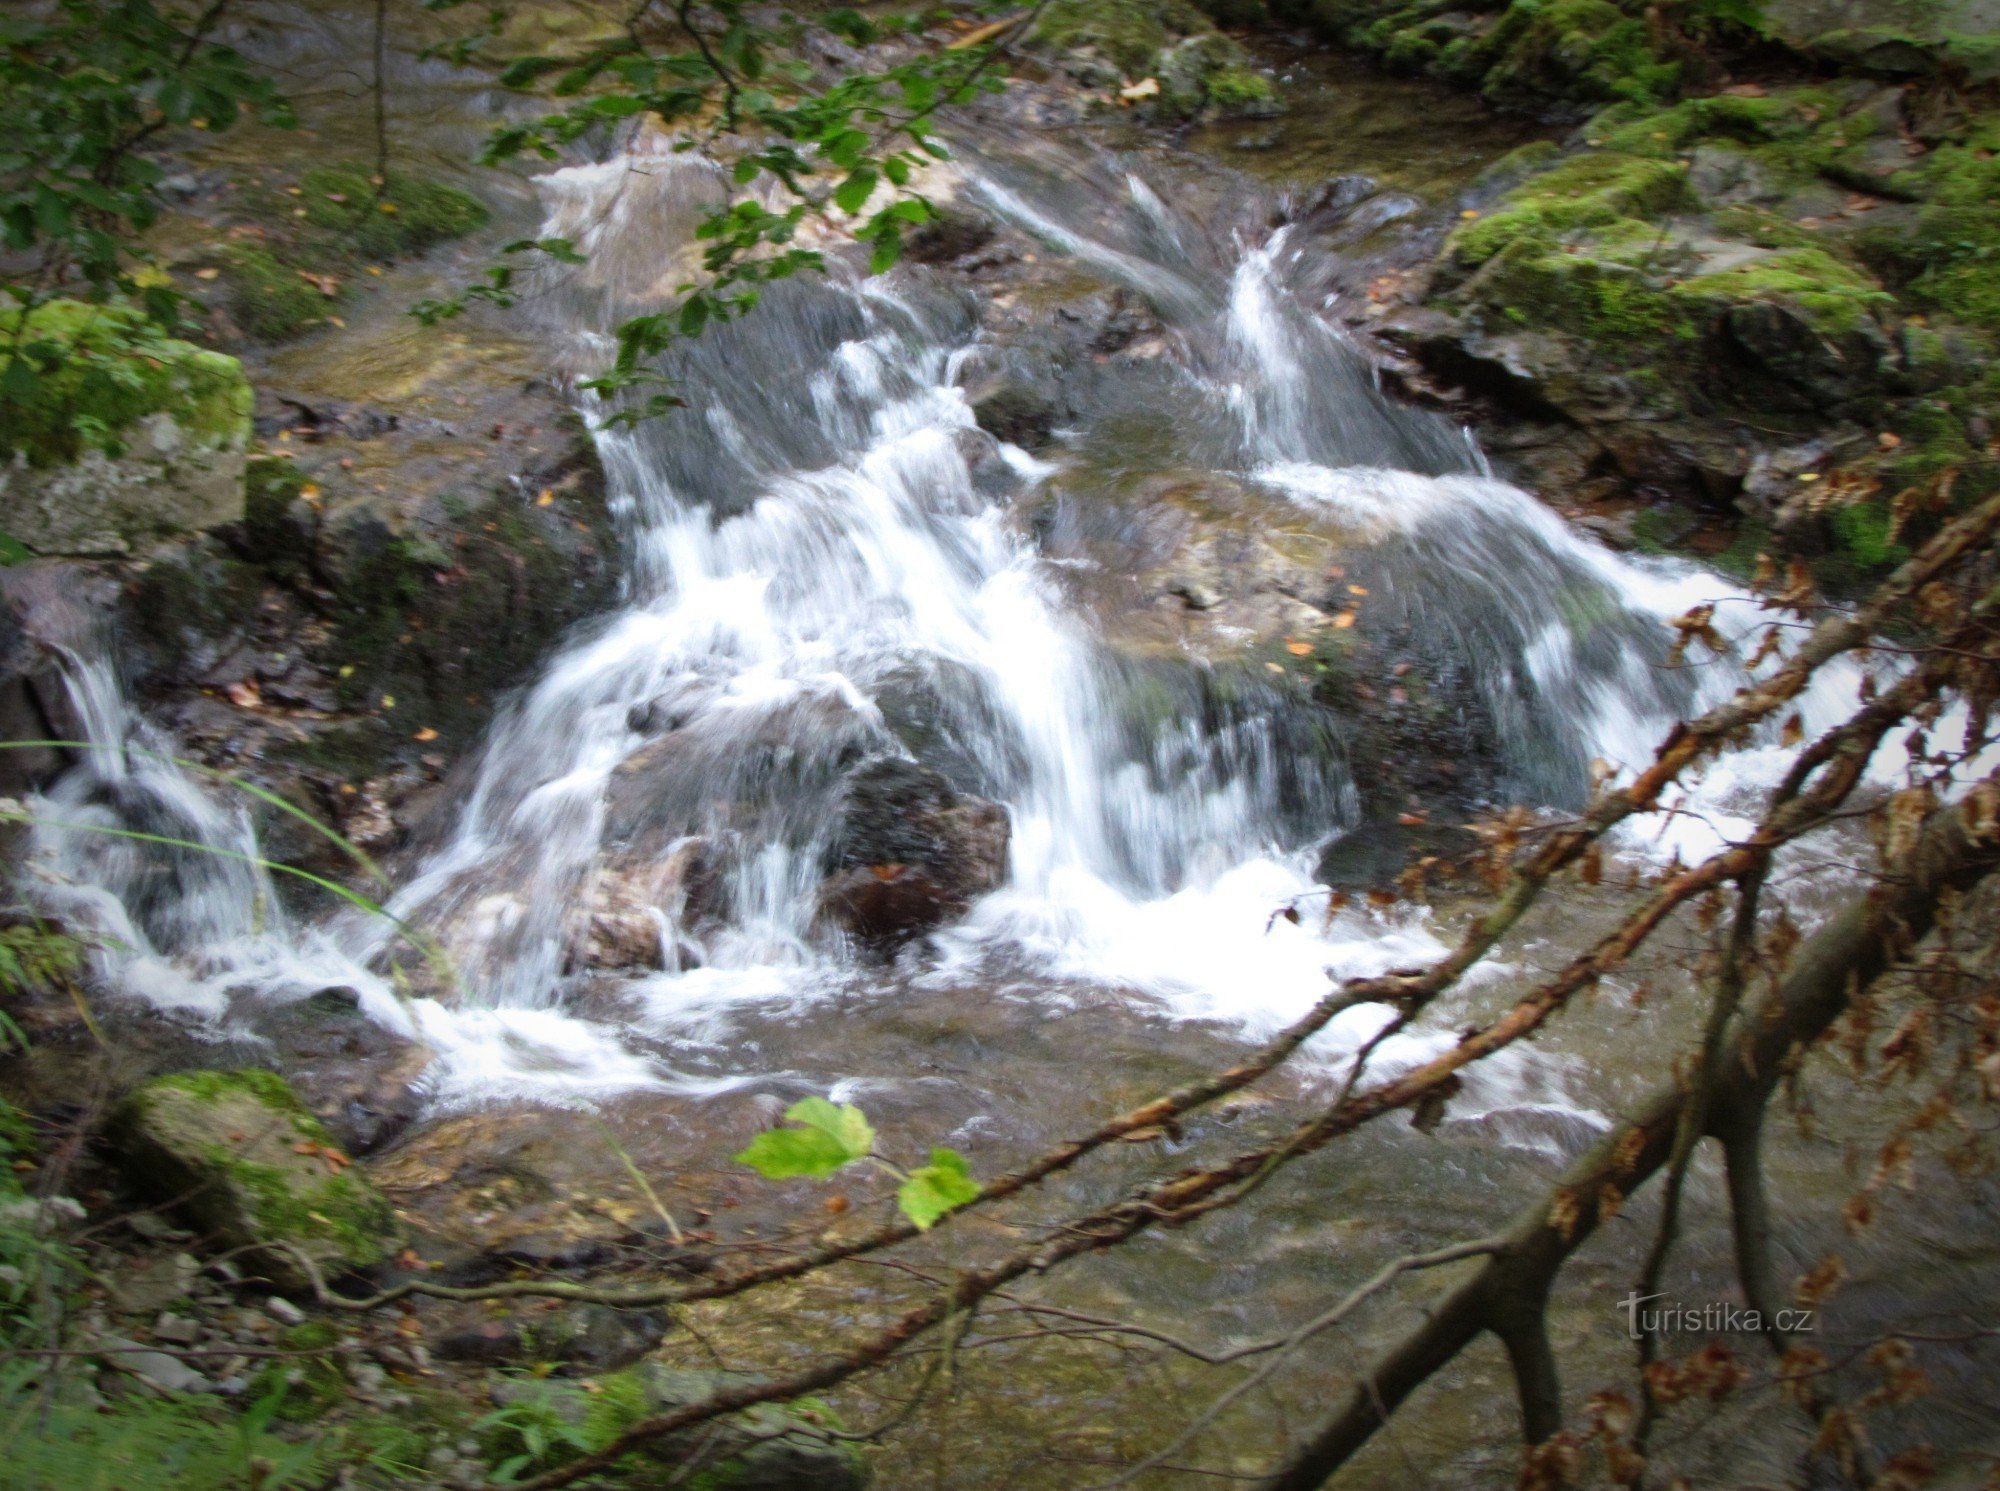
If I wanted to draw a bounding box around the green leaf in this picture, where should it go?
[833,168,878,216]
[785,1096,876,1160]
[734,1095,876,1179]
[898,1148,979,1230]
[0,533,29,567]
[734,1125,854,1180]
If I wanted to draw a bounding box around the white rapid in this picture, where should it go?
[8,143,1884,1114]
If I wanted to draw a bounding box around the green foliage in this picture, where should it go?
[0,299,250,466]
[897,1147,980,1230]
[735,1095,877,1179]
[736,1096,979,1229]
[1829,499,1909,569]
[0,1367,333,1491]
[0,923,87,1008]
[0,0,289,438]
[417,2,1021,424]
[475,1381,602,1483]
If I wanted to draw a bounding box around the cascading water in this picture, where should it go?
[11,134,1874,1112]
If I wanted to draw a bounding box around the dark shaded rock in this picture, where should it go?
[904,204,998,264]
[0,587,81,797]
[970,380,1059,451]
[817,758,1009,947]
[437,1303,668,1373]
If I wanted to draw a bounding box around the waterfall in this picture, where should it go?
[8,139,1880,1111]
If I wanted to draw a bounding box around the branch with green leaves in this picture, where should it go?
[414,1,1038,427]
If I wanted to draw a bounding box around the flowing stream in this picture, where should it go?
[17,131,1869,1119]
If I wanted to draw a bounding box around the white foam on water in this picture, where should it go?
[11,148,1913,1130]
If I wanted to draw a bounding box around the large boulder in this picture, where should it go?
[817,758,1009,948]
[0,301,252,557]
[110,1068,400,1294]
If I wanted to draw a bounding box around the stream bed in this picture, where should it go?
[11,23,1997,1487]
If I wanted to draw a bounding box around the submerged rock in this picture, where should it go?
[437,1302,668,1373]
[817,758,1009,948]
[110,1068,400,1294]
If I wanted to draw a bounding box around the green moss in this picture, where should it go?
[1206,65,1283,114]
[222,244,334,342]
[1,300,251,466]
[1450,153,1692,267]
[1672,248,1893,335]
[120,1069,397,1281]
[1480,0,1677,107]
[1033,0,1211,74]
[299,166,489,262]
[1867,119,2000,334]
[1828,499,1910,568]
[155,1066,312,1114]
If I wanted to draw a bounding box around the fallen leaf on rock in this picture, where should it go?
[194,266,220,280]
[1332,611,1356,629]
[536,488,555,506]
[1285,639,1313,656]
[225,680,261,708]
[413,727,438,742]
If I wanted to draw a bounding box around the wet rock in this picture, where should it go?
[969,379,1060,451]
[436,1303,668,1372]
[0,591,82,798]
[110,1069,401,1294]
[903,204,998,264]
[1056,287,1163,355]
[817,758,1009,948]
[567,843,721,971]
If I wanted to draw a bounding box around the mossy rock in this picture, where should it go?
[111,1069,400,1294]
[1032,0,1214,76]
[298,166,489,262]
[222,244,336,343]
[0,300,252,556]
[0,300,249,469]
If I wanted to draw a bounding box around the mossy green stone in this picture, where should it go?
[113,1069,399,1294]
[223,244,333,343]
[0,300,252,555]
[1,300,249,468]
[299,166,489,262]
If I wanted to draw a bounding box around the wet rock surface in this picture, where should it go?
[817,758,1010,949]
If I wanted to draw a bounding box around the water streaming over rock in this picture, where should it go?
[13,137,1873,1111]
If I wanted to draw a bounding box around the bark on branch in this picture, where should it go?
[1258,792,2000,1490]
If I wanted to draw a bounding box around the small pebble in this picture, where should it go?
[264,1297,307,1327]
[152,1312,201,1345]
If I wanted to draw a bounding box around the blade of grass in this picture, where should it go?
[0,741,390,889]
